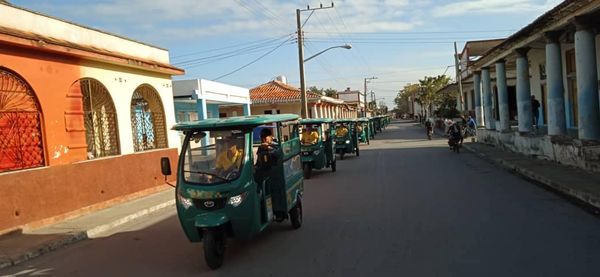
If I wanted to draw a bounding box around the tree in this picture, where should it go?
[378,101,388,115]
[323,88,338,98]
[395,83,419,115]
[308,86,338,98]
[415,75,451,118]
[308,86,323,95]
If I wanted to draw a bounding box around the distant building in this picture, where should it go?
[172,79,251,122]
[250,77,353,118]
[337,88,364,117]
[0,3,183,234]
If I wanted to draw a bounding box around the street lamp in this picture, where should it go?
[303,44,352,62]
[299,44,352,118]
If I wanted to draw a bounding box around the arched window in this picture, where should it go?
[0,68,44,172]
[130,84,167,152]
[74,78,120,159]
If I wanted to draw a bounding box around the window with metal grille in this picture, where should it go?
[0,68,45,172]
[77,78,120,159]
[130,85,168,152]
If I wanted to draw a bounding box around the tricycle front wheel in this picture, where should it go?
[203,228,226,270]
[331,160,336,172]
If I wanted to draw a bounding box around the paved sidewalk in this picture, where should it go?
[463,142,600,212]
[0,188,175,269]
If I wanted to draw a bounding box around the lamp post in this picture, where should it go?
[298,44,351,118]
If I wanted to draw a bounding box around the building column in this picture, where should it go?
[545,31,567,136]
[482,67,495,130]
[515,47,533,133]
[496,60,510,131]
[312,104,318,119]
[574,19,600,140]
[243,103,251,116]
[195,98,209,146]
[473,71,483,127]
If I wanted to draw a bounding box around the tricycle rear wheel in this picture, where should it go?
[289,196,303,229]
[203,228,226,270]
[340,152,345,160]
[331,160,336,172]
[303,163,312,179]
[356,147,360,157]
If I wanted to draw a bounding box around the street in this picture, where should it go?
[3,120,600,277]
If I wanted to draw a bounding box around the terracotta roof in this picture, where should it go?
[250,80,322,104]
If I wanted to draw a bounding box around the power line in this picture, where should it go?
[332,8,374,74]
[175,35,293,66]
[180,43,294,70]
[212,37,293,81]
[234,0,292,35]
[304,29,516,34]
[171,34,292,60]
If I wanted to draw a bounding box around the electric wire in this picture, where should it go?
[171,34,292,60]
[212,36,294,81]
[175,34,293,67]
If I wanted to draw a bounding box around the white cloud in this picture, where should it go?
[431,0,563,17]
[18,0,424,42]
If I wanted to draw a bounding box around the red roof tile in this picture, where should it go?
[250,80,322,104]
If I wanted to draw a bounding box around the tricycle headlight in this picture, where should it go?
[227,191,248,207]
[313,150,320,155]
[177,193,193,210]
[345,140,350,144]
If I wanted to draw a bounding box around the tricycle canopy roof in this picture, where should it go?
[299,118,334,124]
[334,118,358,123]
[172,114,299,131]
[357,117,369,122]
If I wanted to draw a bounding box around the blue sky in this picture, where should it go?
[12,0,561,108]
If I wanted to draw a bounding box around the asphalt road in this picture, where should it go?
[3,120,600,277]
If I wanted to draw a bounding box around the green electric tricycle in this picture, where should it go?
[297,118,337,179]
[367,117,376,140]
[357,117,370,145]
[334,119,360,160]
[373,115,383,133]
[160,114,304,269]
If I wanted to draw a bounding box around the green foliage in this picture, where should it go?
[308,86,338,98]
[394,75,452,117]
[323,88,338,98]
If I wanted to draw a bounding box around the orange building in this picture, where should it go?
[0,3,184,233]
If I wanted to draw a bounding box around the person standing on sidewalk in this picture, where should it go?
[531,95,541,128]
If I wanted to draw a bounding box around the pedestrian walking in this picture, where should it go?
[531,95,541,127]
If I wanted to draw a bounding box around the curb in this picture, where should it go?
[462,144,600,212]
[85,199,175,238]
[0,199,175,270]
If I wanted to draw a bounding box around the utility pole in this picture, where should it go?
[297,3,334,118]
[364,76,377,117]
[454,41,465,112]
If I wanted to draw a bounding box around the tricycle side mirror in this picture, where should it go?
[160,157,172,176]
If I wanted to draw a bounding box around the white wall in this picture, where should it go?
[80,61,180,153]
[173,79,250,105]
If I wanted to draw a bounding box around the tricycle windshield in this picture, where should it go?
[299,124,321,145]
[182,129,246,185]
